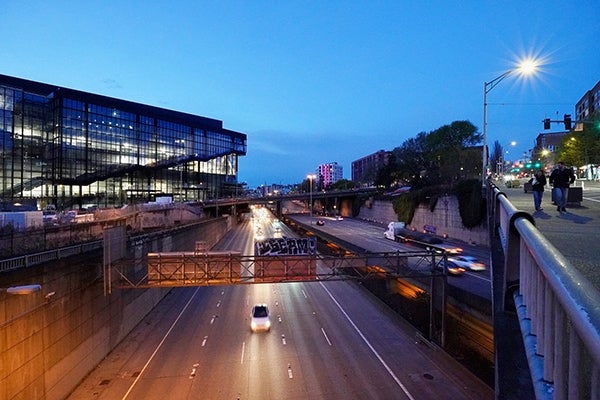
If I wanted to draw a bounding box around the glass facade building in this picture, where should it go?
[0,74,246,209]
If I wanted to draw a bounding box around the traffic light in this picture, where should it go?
[543,118,551,130]
[564,114,572,130]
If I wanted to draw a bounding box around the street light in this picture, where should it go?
[482,58,539,184]
[2,284,41,295]
[307,174,316,223]
[500,140,517,176]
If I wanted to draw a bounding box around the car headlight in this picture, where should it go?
[265,320,271,328]
[251,321,257,329]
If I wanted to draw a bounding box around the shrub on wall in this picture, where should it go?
[353,194,370,217]
[392,194,417,224]
[454,179,485,228]
[388,180,484,228]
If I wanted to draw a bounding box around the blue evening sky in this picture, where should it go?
[2,1,598,187]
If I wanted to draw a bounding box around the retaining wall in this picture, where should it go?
[0,217,231,400]
[358,196,489,247]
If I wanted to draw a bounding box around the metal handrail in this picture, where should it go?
[0,241,103,273]
[490,182,600,399]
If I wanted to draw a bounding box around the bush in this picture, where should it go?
[390,180,485,228]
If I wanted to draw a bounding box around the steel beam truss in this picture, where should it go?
[113,250,447,288]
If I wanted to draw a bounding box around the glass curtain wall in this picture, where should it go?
[0,78,246,210]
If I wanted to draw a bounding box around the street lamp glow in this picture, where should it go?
[499,141,517,175]
[482,58,541,184]
[515,58,539,76]
[3,284,42,295]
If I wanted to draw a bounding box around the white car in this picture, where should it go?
[447,255,486,271]
[250,304,271,332]
[436,260,466,276]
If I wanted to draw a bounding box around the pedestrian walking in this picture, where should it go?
[529,169,547,211]
[549,161,575,213]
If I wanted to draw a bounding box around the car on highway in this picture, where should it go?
[436,260,466,275]
[316,219,325,226]
[447,255,486,271]
[250,304,271,332]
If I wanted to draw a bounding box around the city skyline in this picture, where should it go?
[2,1,598,187]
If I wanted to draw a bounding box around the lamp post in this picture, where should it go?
[482,59,539,184]
[307,174,316,223]
[500,140,517,176]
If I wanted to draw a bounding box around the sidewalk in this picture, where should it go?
[495,179,600,290]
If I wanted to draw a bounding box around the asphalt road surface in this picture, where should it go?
[290,214,492,301]
[66,210,492,400]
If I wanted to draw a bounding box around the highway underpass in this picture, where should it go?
[67,208,493,400]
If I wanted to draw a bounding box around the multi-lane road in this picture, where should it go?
[289,214,492,301]
[67,210,492,400]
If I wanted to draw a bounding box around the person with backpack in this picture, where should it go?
[549,161,575,213]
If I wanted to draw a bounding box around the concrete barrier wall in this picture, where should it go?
[0,217,231,400]
[358,196,489,247]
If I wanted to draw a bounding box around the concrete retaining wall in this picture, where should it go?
[0,217,231,400]
[358,196,489,247]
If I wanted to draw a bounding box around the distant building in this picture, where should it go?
[316,162,343,187]
[534,132,566,154]
[532,132,568,171]
[351,150,390,185]
[575,79,600,122]
[0,74,247,209]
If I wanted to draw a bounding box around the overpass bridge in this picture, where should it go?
[200,187,379,218]
[486,179,600,399]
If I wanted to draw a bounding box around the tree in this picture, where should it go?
[489,141,503,174]
[374,153,400,188]
[392,134,430,187]
[330,179,356,190]
[423,120,481,184]
[375,120,482,189]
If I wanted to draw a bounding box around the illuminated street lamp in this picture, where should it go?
[500,140,517,175]
[2,284,41,295]
[307,174,316,223]
[483,58,539,184]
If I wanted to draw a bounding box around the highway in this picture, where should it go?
[67,209,492,399]
[288,214,492,301]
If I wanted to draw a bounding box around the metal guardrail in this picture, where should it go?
[0,241,103,273]
[489,181,600,399]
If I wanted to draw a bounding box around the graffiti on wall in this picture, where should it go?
[255,237,317,256]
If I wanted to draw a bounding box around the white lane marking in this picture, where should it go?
[201,336,208,347]
[241,341,246,364]
[121,287,200,400]
[301,289,308,298]
[216,300,221,307]
[287,363,293,379]
[321,328,332,346]
[189,363,199,379]
[210,315,217,324]
[319,282,416,400]
[465,271,490,282]
[281,334,287,345]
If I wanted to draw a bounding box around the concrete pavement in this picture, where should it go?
[493,179,600,290]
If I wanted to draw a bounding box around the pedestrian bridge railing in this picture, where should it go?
[489,181,600,399]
